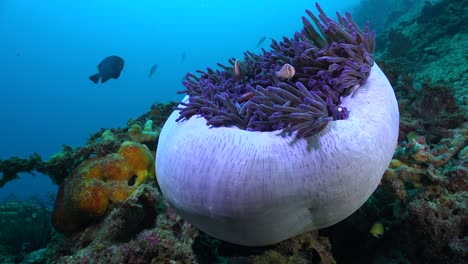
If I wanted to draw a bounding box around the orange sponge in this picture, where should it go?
[52,141,154,234]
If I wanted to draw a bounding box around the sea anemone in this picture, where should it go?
[156,2,399,246]
[175,3,376,142]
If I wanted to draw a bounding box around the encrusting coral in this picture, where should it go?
[51,141,155,234]
[156,3,399,246]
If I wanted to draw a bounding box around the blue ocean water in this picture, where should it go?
[0,0,359,201]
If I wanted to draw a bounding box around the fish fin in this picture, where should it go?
[113,72,121,79]
[89,74,100,84]
[101,75,111,83]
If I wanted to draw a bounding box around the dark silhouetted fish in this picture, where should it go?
[89,55,125,84]
[181,52,186,63]
[148,64,158,78]
[256,36,267,47]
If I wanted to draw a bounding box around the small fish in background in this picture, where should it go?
[89,55,125,84]
[148,64,158,78]
[369,221,384,238]
[256,36,267,47]
[181,51,187,63]
[16,52,20,56]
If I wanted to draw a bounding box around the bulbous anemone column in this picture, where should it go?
[156,3,399,246]
[156,64,398,246]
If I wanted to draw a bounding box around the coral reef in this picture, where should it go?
[408,186,467,262]
[0,0,466,263]
[0,102,175,188]
[0,198,53,259]
[51,141,155,235]
[374,0,468,113]
[335,119,467,263]
[27,183,336,264]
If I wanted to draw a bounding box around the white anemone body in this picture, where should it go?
[156,65,399,246]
